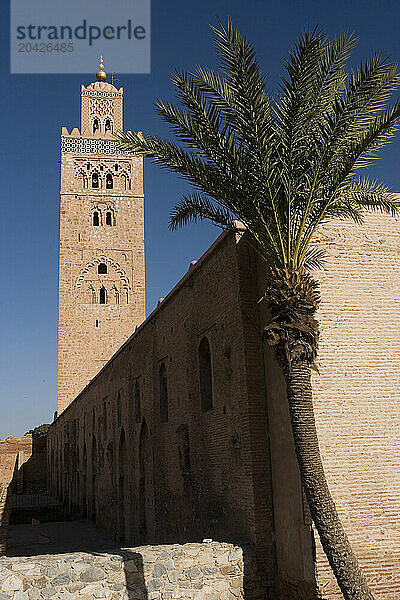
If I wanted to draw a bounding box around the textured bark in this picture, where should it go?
[285,361,375,600]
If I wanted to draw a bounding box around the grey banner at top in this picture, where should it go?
[11,0,151,74]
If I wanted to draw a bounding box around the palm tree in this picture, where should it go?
[116,21,400,600]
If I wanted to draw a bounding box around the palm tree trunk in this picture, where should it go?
[285,359,375,600]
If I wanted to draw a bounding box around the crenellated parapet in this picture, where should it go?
[82,82,123,96]
[61,126,115,139]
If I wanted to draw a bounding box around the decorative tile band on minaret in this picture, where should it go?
[57,59,145,414]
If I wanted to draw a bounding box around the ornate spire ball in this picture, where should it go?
[96,56,107,82]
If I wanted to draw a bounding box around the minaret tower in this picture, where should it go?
[58,58,145,413]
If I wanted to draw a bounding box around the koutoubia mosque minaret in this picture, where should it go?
[57,58,145,413]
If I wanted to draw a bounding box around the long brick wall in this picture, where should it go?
[257,214,400,599]
[310,214,400,599]
[48,214,400,599]
[48,229,315,600]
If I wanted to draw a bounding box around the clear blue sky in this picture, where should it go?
[1,0,400,438]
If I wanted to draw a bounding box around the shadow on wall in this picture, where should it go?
[119,550,148,600]
[2,531,261,600]
[3,436,263,598]
[9,435,47,496]
[7,436,59,527]
[6,520,266,600]
[1,435,47,555]
[0,484,12,554]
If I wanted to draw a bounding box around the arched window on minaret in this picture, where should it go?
[106,174,113,189]
[99,286,107,304]
[105,211,112,226]
[121,174,130,190]
[93,211,100,226]
[112,285,120,305]
[92,172,100,189]
[93,118,100,133]
[77,171,88,189]
[89,284,96,304]
[98,263,107,275]
[104,118,113,133]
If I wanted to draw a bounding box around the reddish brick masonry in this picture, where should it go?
[49,213,400,599]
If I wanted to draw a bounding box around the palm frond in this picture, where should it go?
[303,246,326,269]
[116,20,400,272]
[116,130,240,212]
[320,54,400,174]
[116,23,400,599]
[210,19,275,166]
[155,73,241,172]
[336,177,400,215]
[169,194,235,230]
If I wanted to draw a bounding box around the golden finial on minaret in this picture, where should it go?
[96,56,107,82]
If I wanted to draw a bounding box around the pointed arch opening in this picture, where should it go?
[121,173,130,190]
[93,211,100,226]
[106,173,113,189]
[104,118,113,132]
[135,380,141,423]
[77,171,88,189]
[91,436,97,523]
[92,172,99,189]
[159,363,169,423]
[92,117,100,133]
[105,211,112,226]
[99,286,107,304]
[117,391,122,427]
[199,337,213,412]
[118,428,127,542]
[139,420,152,544]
